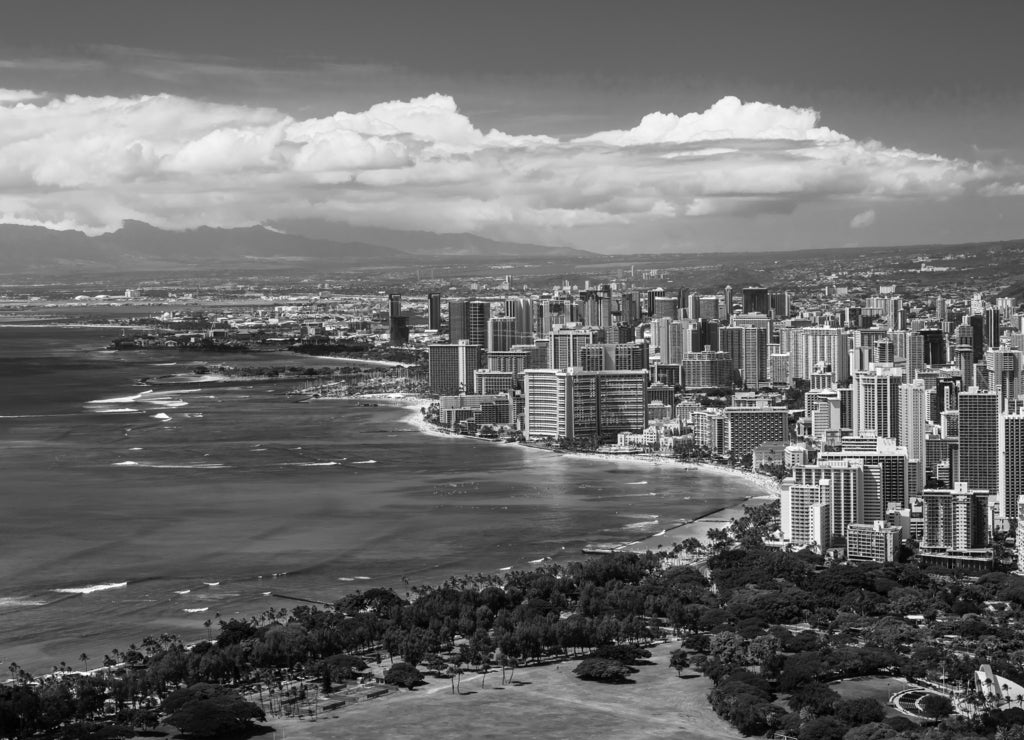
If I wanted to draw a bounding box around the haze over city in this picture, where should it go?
[1,0,1024,253]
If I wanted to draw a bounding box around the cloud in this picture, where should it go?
[574,96,845,146]
[0,88,44,103]
[850,209,877,229]
[0,92,1012,243]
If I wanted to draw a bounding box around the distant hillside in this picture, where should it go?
[269,219,594,259]
[0,220,590,274]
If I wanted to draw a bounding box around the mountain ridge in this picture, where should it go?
[0,220,593,274]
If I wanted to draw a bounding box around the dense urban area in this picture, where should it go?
[4,239,1024,739]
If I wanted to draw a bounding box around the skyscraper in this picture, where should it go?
[986,346,1023,411]
[449,300,490,345]
[998,413,1024,519]
[429,341,482,395]
[742,287,770,315]
[958,388,1000,495]
[852,365,903,439]
[427,292,442,332]
[487,316,518,353]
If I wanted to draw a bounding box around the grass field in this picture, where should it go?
[832,675,913,720]
[269,640,741,740]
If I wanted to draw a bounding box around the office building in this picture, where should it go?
[742,287,770,315]
[449,300,490,345]
[427,292,442,332]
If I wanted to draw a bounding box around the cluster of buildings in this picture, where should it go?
[408,281,1024,571]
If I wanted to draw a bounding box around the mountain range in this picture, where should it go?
[0,220,594,274]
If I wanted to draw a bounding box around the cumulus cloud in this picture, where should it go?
[0,88,44,103]
[850,209,877,229]
[0,91,1012,241]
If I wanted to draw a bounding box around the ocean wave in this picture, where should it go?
[87,391,153,404]
[174,589,191,595]
[626,480,648,485]
[284,462,337,467]
[93,407,141,413]
[354,576,370,580]
[261,591,272,596]
[152,412,172,421]
[53,581,128,595]
[623,521,660,531]
[183,607,208,613]
[204,582,220,586]
[0,597,47,608]
[144,399,189,408]
[112,461,228,469]
[352,460,377,464]
[528,557,549,564]
[184,413,204,418]
[338,577,355,581]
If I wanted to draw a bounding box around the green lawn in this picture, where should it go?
[268,641,742,740]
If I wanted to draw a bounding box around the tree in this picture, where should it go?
[162,683,265,738]
[919,692,953,719]
[669,649,690,676]
[383,662,423,689]
[572,657,631,683]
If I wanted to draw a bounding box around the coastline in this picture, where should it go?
[388,396,779,555]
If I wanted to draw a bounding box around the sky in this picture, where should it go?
[1,0,1024,253]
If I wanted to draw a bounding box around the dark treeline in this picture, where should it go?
[7,500,1024,739]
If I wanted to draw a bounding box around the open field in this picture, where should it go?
[270,640,741,740]
[832,675,914,721]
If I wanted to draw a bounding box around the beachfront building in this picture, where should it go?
[428,341,481,396]
[723,405,790,457]
[522,367,647,441]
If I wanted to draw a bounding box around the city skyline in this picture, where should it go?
[2,1,1024,253]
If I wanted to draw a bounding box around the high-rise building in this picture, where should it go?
[503,297,533,343]
[723,405,790,457]
[742,287,770,315]
[487,316,518,353]
[547,325,601,370]
[846,521,901,563]
[427,292,442,332]
[798,327,851,385]
[958,388,1000,495]
[719,324,766,389]
[922,483,989,550]
[449,300,490,345]
[819,438,909,520]
[388,293,402,320]
[986,346,1023,411]
[428,341,482,396]
[698,295,720,322]
[522,368,647,441]
[681,348,735,390]
[853,366,904,439]
[998,413,1024,519]
[652,296,679,320]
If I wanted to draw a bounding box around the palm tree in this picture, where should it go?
[80,653,89,672]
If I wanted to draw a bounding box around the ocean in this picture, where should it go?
[0,325,763,674]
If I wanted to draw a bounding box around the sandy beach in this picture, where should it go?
[393,399,779,554]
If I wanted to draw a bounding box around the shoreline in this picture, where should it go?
[389,396,778,554]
